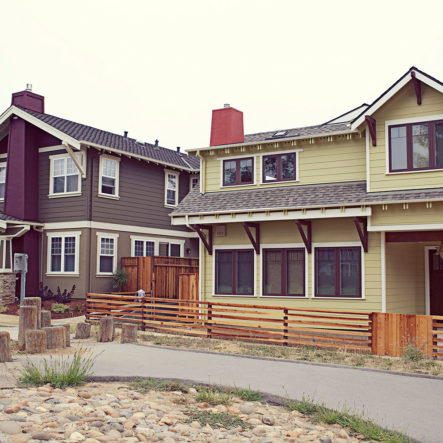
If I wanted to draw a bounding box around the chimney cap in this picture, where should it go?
[26,83,32,92]
[154,139,159,147]
[123,131,128,138]
[176,146,180,153]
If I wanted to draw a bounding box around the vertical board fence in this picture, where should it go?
[121,256,199,299]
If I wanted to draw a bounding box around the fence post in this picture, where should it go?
[207,303,213,338]
[283,309,289,346]
[141,296,145,332]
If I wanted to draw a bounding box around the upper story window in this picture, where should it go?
[0,164,6,200]
[50,153,83,196]
[263,152,297,183]
[165,170,179,206]
[223,157,253,186]
[47,232,81,275]
[389,120,443,172]
[190,175,199,190]
[99,155,120,198]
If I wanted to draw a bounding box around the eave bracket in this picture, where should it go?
[191,224,213,255]
[62,141,86,178]
[411,71,422,105]
[365,116,376,147]
[242,222,260,254]
[353,217,368,253]
[295,220,311,253]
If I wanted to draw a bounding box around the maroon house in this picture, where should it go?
[0,89,199,302]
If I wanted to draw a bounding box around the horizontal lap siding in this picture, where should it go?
[371,202,443,226]
[369,83,443,192]
[203,138,365,193]
[202,220,382,312]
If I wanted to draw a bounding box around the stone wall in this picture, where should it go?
[0,273,17,305]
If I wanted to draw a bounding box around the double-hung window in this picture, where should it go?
[0,164,6,200]
[50,153,83,196]
[215,249,254,295]
[134,240,155,257]
[263,248,304,296]
[315,247,361,298]
[263,152,297,182]
[223,158,253,186]
[165,171,179,206]
[47,232,80,275]
[99,155,120,197]
[389,120,443,172]
[97,233,119,275]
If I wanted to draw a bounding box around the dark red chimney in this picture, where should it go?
[12,90,45,113]
[210,105,244,146]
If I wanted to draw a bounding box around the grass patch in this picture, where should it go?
[195,386,232,405]
[185,409,253,430]
[286,397,411,443]
[230,386,263,402]
[129,378,189,393]
[18,349,97,389]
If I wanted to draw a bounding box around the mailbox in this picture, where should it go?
[14,253,28,273]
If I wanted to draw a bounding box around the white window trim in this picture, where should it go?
[190,175,199,191]
[46,231,81,276]
[98,154,120,199]
[96,232,119,276]
[384,114,443,175]
[49,152,84,197]
[0,238,13,272]
[259,150,300,185]
[219,156,256,188]
[130,235,185,257]
[259,243,308,299]
[164,170,180,207]
[311,242,365,300]
[0,161,6,202]
[212,244,257,297]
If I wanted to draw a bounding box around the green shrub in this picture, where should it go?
[403,344,424,362]
[19,349,97,388]
[51,303,70,314]
[112,269,128,291]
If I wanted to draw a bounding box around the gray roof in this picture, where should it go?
[0,212,25,222]
[18,107,200,171]
[172,181,443,215]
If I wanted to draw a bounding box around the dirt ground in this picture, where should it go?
[2,299,86,319]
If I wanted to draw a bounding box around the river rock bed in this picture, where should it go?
[0,382,367,442]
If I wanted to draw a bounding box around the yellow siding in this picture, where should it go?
[386,243,426,314]
[369,83,443,192]
[371,202,443,226]
[202,136,366,193]
[201,219,382,312]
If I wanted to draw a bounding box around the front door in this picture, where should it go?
[429,250,443,315]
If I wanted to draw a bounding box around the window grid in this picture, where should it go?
[165,172,179,206]
[98,236,117,274]
[100,157,119,196]
[51,155,81,195]
[222,157,254,186]
[49,235,77,273]
[262,153,297,183]
[215,249,254,295]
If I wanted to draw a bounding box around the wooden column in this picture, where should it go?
[98,317,115,342]
[75,322,91,339]
[121,324,138,343]
[23,298,42,329]
[43,326,66,349]
[41,310,51,328]
[59,324,71,347]
[18,305,38,350]
[25,330,47,354]
[0,331,11,362]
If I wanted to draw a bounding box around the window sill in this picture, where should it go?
[164,204,178,209]
[261,295,307,299]
[98,193,120,200]
[221,183,256,189]
[96,273,114,277]
[260,179,299,185]
[212,294,256,297]
[48,192,82,199]
[313,296,365,300]
[386,168,443,175]
[46,273,80,277]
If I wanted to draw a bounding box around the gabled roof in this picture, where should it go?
[0,105,200,171]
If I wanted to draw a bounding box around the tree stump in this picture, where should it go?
[59,324,71,347]
[98,317,114,342]
[121,324,138,343]
[25,330,47,354]
[41,310,51,328]
[42,326,66,349]
[0,331,11,362]
[18,306,38,350]
[74,322,91,339]
[23,298,42,329]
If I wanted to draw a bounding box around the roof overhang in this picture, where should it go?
[351,69,443,130]
[0,106,82,149]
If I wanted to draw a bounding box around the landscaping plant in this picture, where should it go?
[112,269,128,291]
[51,303,70,314]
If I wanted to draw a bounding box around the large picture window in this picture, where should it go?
[223,158,253,186]
[389,120,443,172]
[47,232,80,275]
[263,248,304,296]
[99,155,119,197]
[50,153,83,196]
[315,247,361,298]
[263,153,297,182]
[215,249,254,295]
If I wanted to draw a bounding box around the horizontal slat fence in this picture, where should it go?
[86,294,372,352]
[433,316,443,359]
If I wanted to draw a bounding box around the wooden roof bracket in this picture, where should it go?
[295,220,311,253]
[242,222,260,254]
[353,217,368,252]
[191,224,213,255]
[365,116,376,147]
[411,71,422,105]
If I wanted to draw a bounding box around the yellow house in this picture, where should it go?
[171,67,443,316]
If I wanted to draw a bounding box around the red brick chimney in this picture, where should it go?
[210,104,244,146]
[11,90,45,113]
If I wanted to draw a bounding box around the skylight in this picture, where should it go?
[273,130,288,137]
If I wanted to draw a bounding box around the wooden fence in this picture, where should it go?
[121,256,199,299]
[86,294,372,353]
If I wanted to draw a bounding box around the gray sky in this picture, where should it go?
[1,0,442,151]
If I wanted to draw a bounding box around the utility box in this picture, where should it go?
[14,253,28,273]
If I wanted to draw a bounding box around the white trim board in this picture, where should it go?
[368,222,443,232]
[43,221,198,238]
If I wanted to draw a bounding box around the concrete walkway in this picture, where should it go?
[19,342,443,442]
